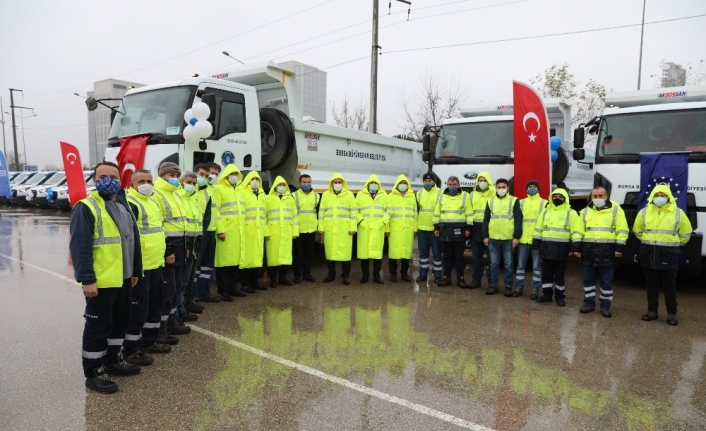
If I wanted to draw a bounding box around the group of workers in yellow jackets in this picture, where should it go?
[70,161,693,394]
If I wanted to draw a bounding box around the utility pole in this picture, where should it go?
[637,0,646,90]
[369,0,410,134]
[0,97,6,158]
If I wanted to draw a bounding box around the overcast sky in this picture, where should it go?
[0,0,704,168]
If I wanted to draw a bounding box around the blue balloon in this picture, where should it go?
[550,136,562,150]
[551,150,558,162]
[190,117,197,126]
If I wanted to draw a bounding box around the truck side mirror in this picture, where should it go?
[550,128,556,137]
[422,152,431,162]
[110,110,117,125]
[422,134,430,152]
[201,94,217,122]
[573,128,585,149]
[573,148,585,161]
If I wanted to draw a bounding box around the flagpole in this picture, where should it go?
[637,0,647,90]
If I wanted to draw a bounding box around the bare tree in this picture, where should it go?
[44,163,61,171]
[5,152,26,170]
[398,73,465,142]
[330,95,369,131]
[651,58,706,87]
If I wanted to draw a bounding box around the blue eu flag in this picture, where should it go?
[639,153,689,211]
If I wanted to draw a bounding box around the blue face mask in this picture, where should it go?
[167,178,180,187]
[96,177,120,196]
[448,186,458,195]
[301,183,312,192]
[527,188,538,196]
[423,183,434,191]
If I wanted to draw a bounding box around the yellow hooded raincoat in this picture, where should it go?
[238,171,269,269]
[318,173,357,261]
[387,174,417,259]
[266,176,299,266]
[214,164,243,267]
[356,174,389,259]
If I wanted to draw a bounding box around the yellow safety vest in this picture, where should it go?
[433,191,472,226]
[294,189,319,234]
[78,191,123,288]
[470,189,494,223]
[127,189,166,270]
[416,187,442,231]
[576,203,629,246]
[519,196,546,244]
[177,188,202,237]
[153,178,187,238]
[487,196,517,240]
[634,206,687,247]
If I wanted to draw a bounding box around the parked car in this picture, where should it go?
[28,172,67,207]
[12,171,56,205]
[3,172,37,204]
[48,171,94,210]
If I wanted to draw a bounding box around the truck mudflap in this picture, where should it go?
[622,232,703,276]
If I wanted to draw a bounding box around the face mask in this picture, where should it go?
[167,178,180,187]
[552,197,564,207]
[250,180,259,190]
[477,181,488,191]
[497,189,508,197]
[333,183,343,192]
[208,174,218,185]
[276,185,287,195]
[398,184,408,192]
[197,176,207,187]
[96,177,120,196]
[448,186,458,195]
[369,183,379,192]
[653,196,668,207]
[301,183,312,192]
[184,184,196,195]
[228,175,239,185]
[137,184,154,197]
[527,188,538,196]
[592,198,606,208]
[423,183,434,191]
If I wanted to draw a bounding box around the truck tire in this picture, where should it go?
[260,108,295,170]
[552,148,570,184]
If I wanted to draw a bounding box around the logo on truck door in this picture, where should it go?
[222,151,235,166]
[464,172,477,180]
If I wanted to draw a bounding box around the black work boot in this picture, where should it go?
[437,276,452,287]
[536,288,553,303]
[416,274,427,282]
[457,277,468,288]
[512,288,523,298]
[104,359,141,376]
[486,286,499,295]
[580,303,595,313]
[504,286,513,297]
[85,366,118,394]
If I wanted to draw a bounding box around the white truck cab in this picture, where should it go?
[573,85,706,274]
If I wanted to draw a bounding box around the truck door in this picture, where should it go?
[193,87,249,169]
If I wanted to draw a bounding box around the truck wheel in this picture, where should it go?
[260,108,295,170]
[552,148,570,184]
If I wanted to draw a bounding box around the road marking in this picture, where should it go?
[3,253,495,431]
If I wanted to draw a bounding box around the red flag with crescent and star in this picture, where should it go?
[512,81,551,199]
[60,141,87,206]
[116,134,148,189]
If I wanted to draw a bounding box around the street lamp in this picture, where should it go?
[222,51,245,65]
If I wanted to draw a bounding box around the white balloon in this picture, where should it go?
[183,109,194,124]
[194,120,213,138]
[183,125,198,144]
[192,102,211,121]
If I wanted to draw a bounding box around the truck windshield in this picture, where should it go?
[435,121,513,160]
[109,87,194,139]
[44,173,66,185]
[24,173,47,186]
[598,108,706,156]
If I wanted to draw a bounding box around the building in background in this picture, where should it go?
[86,79,143,165]
[661,62,687,88]
[279,61,327,123]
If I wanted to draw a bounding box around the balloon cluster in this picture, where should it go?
[550,136,562,162]
[183,102,213,144]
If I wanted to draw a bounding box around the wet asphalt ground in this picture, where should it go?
[1,206,706,431]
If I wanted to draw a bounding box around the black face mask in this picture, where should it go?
[552,198,564,207]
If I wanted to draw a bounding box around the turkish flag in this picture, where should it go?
[60,142,88,206]
[116,134,148,189]
[513,81,551,199]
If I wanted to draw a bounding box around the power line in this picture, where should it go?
[21,0,339,100]
[23,123,87,130]
[385,13,706,54]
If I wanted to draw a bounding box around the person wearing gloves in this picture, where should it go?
[433,176,472,288]
[175,171,201,322]
[633,184,692,325]
[213,164,247,301]
[238,171,269,291]
[572,186,629,318]
[513,180,547,299]
[319,173,357,285]
[468,171,495,288]
[192,163,221,303]
[356,174,388,284]
[266,177,299,287]
[152,162,190,339]
[415,173,443,284]
[482,178,522,296]
[387,175,417,282]
[533,188,578,306]
[292,174,319,283]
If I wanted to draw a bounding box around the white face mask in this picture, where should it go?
[208,174,218,185]
[250,180,259,190]
[184,184,196,195]
[496,188,508,197]
[592,198,606,208]
[333,183,343,192]
[137,184,153,197]
[228,175,239,185]
[653,196,668,207]
[368,183,379,192]
[398,184,408,192]
[276,185,287,195]
[477,181,488,191]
